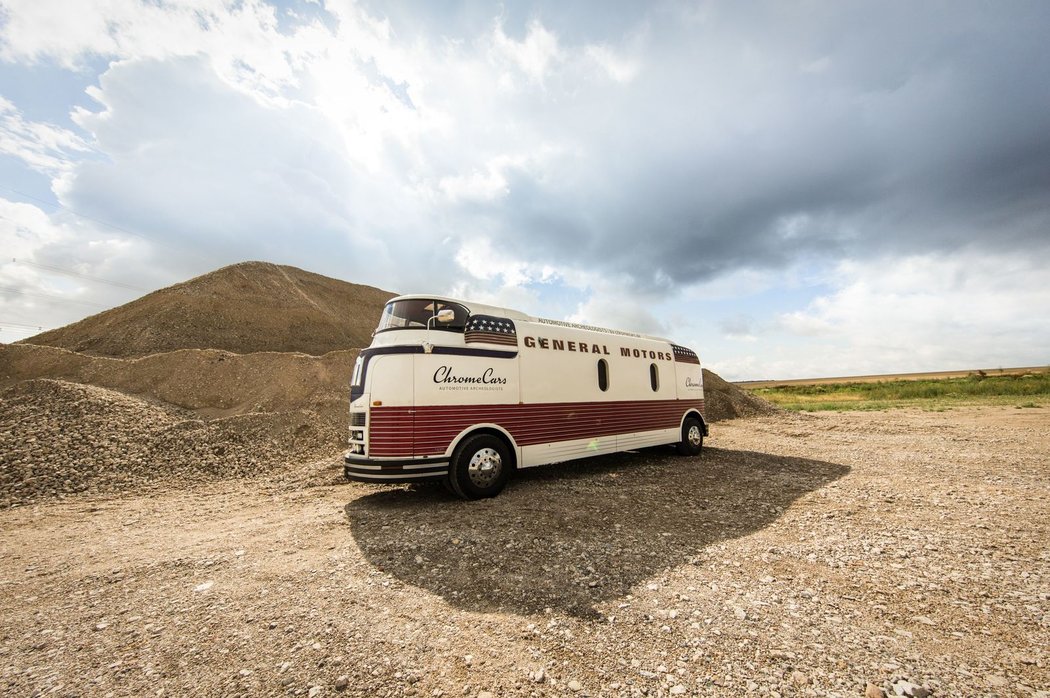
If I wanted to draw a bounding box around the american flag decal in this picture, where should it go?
[672,344,700,364]
[464,315,518,346]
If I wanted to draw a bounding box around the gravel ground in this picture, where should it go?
[0,407,1047,697]
[0,379,343,506]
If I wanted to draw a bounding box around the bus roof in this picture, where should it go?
[386,294,673,344]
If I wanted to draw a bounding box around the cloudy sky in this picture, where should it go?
[1,1,1048,380]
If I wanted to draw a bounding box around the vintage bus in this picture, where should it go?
[344,295,707,499]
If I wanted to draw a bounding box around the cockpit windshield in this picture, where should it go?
[375,299,469,333]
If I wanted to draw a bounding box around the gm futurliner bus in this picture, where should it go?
[344,295,707,499]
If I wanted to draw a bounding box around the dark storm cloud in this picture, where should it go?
[449,2,1050,291]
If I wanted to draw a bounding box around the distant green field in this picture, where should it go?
[744,370,1050,412]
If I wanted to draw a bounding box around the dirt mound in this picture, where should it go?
[703,368,780,421]
[1,342,357,420]
[0,343,358,507]
[23,261,395,357]
[0,378,342,506]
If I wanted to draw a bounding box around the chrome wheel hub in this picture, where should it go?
[687,425,702,447]
[467,447,502,488]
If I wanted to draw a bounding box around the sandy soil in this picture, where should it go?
[1,407,1047,698]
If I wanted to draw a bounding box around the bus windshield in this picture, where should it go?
[375,299,468,333]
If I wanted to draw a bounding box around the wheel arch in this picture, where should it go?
[447,424,519,470]
[680,409,708,434]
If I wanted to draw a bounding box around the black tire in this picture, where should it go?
[447,434,511,500]
[677,416,704,456]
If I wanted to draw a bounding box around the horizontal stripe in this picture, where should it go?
[344,470,447,482]
[432,346,518,358]
[344,454,448,466]
[465,332,518,346]
[344,461,448,473]
[368,398,704,457]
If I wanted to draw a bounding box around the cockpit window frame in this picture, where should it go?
[374,299,470,334]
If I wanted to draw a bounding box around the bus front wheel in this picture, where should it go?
[447,434,511,500]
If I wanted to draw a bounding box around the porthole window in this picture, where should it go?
[597,359,609,392]
[649,363,659,392]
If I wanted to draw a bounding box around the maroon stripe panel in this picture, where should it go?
[369,398,704,457]
[464,331,518,346]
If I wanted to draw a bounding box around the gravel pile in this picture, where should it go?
[0,343,357,419]
[702,369,780,421]
[0,379,343,506]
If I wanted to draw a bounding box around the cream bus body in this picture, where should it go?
[343,295,707,498]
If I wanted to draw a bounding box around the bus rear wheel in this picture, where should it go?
[677,416,704,456]
[447,434,511,500]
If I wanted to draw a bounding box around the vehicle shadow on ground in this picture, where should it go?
[344,447,849,619]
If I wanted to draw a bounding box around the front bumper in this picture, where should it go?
[343,454,450,483]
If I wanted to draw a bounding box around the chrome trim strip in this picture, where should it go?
[403,461,450,470]
[345,471,447,481]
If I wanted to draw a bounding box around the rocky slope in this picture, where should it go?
[23,261,395,357]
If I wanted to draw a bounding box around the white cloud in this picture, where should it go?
[448,235,574,313]
[718,314,757,342]
[566,290,667,337]
[0,0,320,98]
[454,236,537,287]
[0,198,68,262]
[434,146,567,203]
[448,235,669,337]
[0,197,159,341]
[491,19,562,87]
[0,97,92,176]
[438,166,510,203]
[585,44,640,83]
[2,2,598,304]
[779,304,835,337]
[61,56,364,255]
[0,0,649,298]
[776,252,1050,374]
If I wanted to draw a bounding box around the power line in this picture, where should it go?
[0,320,44,330]
[0,284,107,308]
[9,258,149,292]
[0,187,155,245]
[0,186,220,266]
